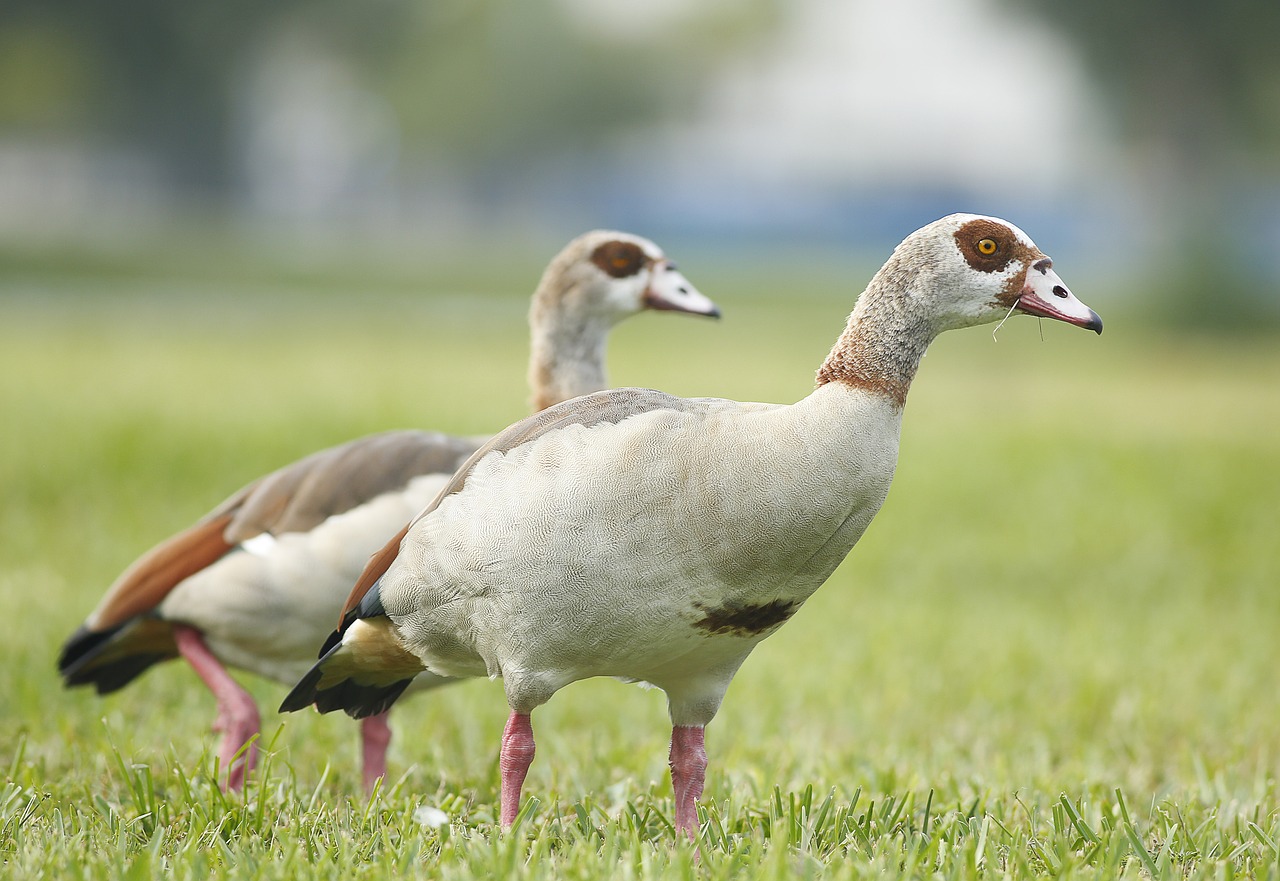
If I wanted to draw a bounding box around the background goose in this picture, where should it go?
[58,231,719,792]
[282,214,1102,837]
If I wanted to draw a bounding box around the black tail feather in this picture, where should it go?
[280,641,413,720]
[318,627,342,657]
[284,581,417,719]
[315,676,412,719]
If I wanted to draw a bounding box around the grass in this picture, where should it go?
[1,250,1278,878]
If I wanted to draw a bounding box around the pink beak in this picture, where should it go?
[1016,258,1103,334]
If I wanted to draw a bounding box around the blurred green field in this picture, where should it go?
[1,253,1278,878]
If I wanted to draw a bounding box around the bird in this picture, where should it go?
[280,213,1102,838]
[58,231,720,793]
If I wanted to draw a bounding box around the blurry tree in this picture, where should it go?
[1,0,327,193]
[1011,0,1280,328]
[380,2,776,164]
[0,0,777,200]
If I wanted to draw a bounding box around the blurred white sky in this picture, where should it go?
[0,0,1117,246]
[572,0,1108,195]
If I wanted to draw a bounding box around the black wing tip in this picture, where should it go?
[356,580,387,620]
[58,624,110,675]
[320,678,413,719]
[59,623,168,694]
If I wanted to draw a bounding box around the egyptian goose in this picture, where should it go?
[281,214,1102,836]
[58,231,719,792]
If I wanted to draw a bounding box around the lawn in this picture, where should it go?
[1,249,1278,879]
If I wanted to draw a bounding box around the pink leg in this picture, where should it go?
[499,712,536,827]
[172,624,260,791]
[669,725,707,840]
[361,712,392,794]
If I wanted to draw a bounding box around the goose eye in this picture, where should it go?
[591,241,646,278]
[977,238,998,256]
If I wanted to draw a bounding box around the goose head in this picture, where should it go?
[533,230,719,328]
[528,231,718,411]
[820,215,1102,403]
[889,213,1102,335]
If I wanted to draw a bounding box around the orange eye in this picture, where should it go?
[977,238,998,256]
[592,240,646,277]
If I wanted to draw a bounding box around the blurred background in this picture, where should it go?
[1,0,1278,327]
[3,3,1280,856]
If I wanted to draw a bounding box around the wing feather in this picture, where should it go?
[61,429,483,691]
[335,388,694,628]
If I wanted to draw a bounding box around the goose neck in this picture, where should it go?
[814,278,937,408]
[528,303,611,412]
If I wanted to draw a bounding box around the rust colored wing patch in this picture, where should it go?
[86,511,237,631]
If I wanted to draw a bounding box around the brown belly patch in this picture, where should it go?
[692,599,798,637]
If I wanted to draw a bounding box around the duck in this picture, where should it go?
[58,231,720,792]
[281,214,1102,837]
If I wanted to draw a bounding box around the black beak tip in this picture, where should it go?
[1087,310,1104,335]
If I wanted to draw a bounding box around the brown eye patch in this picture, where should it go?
[590,240,648,278]
[953,219,1020,274]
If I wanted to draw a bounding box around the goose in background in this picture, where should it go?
[59,231,719,792]
[281,214,1102,836]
